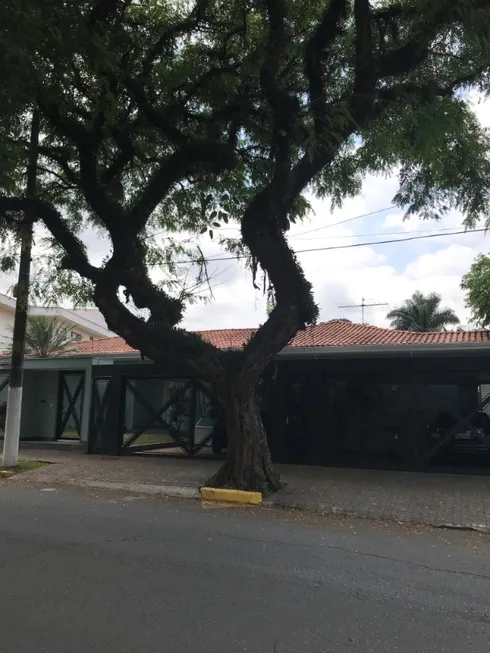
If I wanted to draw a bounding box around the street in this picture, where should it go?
[0,487,489,652]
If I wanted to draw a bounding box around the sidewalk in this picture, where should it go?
[8,448,490,533]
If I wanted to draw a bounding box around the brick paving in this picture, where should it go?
[9,447,490,532]
[268,465,490,531]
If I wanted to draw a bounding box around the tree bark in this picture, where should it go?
[208,376,281,495]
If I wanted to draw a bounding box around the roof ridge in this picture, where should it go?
[324,319,482,337]
[197,327,256,333]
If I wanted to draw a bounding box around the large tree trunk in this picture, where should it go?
[209,377,281,495]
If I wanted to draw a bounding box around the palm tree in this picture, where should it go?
[24,317,74,357]
[387,292,460,332]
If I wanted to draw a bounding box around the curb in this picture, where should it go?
[75,480,201,499]
[11,474,489,534]
[263,497,490,534]
[200,487,262,505]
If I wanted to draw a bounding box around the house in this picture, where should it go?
[1,320,490,470]
[0,293,114,349]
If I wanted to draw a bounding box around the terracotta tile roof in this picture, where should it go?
[290,321,490,346]
[63,321,490,357]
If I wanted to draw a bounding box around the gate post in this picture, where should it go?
[102,374,124,455]
[188,381,198,454]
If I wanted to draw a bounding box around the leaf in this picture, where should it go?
[209,229,214,239]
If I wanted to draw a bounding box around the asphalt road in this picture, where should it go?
[0,487,489,653]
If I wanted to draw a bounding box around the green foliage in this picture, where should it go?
[24,317,74,358]
[0,0,490,339]
[461,254,490,327]
[387,291,460,332]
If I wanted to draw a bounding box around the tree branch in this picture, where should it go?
[37,165,77,189]
[0,196,99,282]
[304,0,348,136]
[260,0,292,181]
[124,76,187,145]
[88,0,130,26]
[38,146,79,185]
[128,141,236,234]
[374,2,468,78]
[377,62,490,109]
[94,253,223,381]
[98,116,144,187]
[175,63,240,110]
[39,98,127,233]
[352,0,376,115]
[140,0,211,76]
[77,144,127,232]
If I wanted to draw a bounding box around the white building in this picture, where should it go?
[0,293,114,350]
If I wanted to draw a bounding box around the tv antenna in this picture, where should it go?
[338,297,388,325]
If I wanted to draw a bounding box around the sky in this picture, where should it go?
[1,98,489,333]
[179,96,490,331]
[177,179,488,331]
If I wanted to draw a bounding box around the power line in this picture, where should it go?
[147,221,478,253]
[291,225,467,241]
[290,205,395,237]
[170,227,486,266]
[143,204,396,243]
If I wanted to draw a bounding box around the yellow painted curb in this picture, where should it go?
[200,487,262,505]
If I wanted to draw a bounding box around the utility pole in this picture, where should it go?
[2,109,40,467]
[338,297,388,325]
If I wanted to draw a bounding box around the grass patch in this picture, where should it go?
[0,459,50,478]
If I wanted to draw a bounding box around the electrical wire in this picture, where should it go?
[290,205,395,237]
[143,204,396,243]
[290,225,467,241]
[170,227,487,266]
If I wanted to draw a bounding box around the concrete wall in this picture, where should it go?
[0,305,14,351]
[64,323,97,342]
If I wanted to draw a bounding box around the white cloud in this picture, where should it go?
[405,244,475,279]
[181,171,490,330]
[382,211,406,229]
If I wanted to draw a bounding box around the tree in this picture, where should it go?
[387,292,460,331]
[461,254,490,327]
[1,0,490,492]
[24,317,74,358]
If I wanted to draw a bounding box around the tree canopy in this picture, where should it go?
[387,291,460,331]
[1,0,490,491]
[461,253,490,327]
